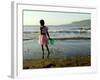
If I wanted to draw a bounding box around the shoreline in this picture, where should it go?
[23,37,90,41]
[23,55,91,69]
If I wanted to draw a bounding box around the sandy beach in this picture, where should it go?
[23,26,91,69]
[23,56,90,69]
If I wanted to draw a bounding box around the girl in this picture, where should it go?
[39,19,51,59]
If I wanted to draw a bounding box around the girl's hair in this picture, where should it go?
[40,19,45,26]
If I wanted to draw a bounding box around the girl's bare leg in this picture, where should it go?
[45,45,50,58]
[41,45,44,59]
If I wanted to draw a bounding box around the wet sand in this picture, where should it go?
[23,56,91,69]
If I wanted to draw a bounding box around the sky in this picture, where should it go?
[23,10,91,26]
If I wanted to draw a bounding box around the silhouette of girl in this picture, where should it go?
[38,19,51,59]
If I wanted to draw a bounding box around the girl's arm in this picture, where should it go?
[46,27,51,39]
[47,31,50,39]
[47,29,51,40]
[40,27,42,35]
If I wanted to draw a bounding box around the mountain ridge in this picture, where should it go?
[24,19,91,27]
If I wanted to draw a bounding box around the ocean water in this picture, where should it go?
[23,26,91,59]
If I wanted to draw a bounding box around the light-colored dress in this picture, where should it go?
[38,26,48,45]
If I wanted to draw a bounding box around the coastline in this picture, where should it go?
[23,37,90,41]
[23,55,91,69]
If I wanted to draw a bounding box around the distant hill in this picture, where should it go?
[58,19,91,27]
[69,19,91,27]
[24,19,91,27]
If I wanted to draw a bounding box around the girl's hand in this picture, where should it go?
[49,38,52,40]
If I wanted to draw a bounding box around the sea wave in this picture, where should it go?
[23,30,90,33]
[23,37,90,41]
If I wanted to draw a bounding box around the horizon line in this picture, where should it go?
[23,19,91,26]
